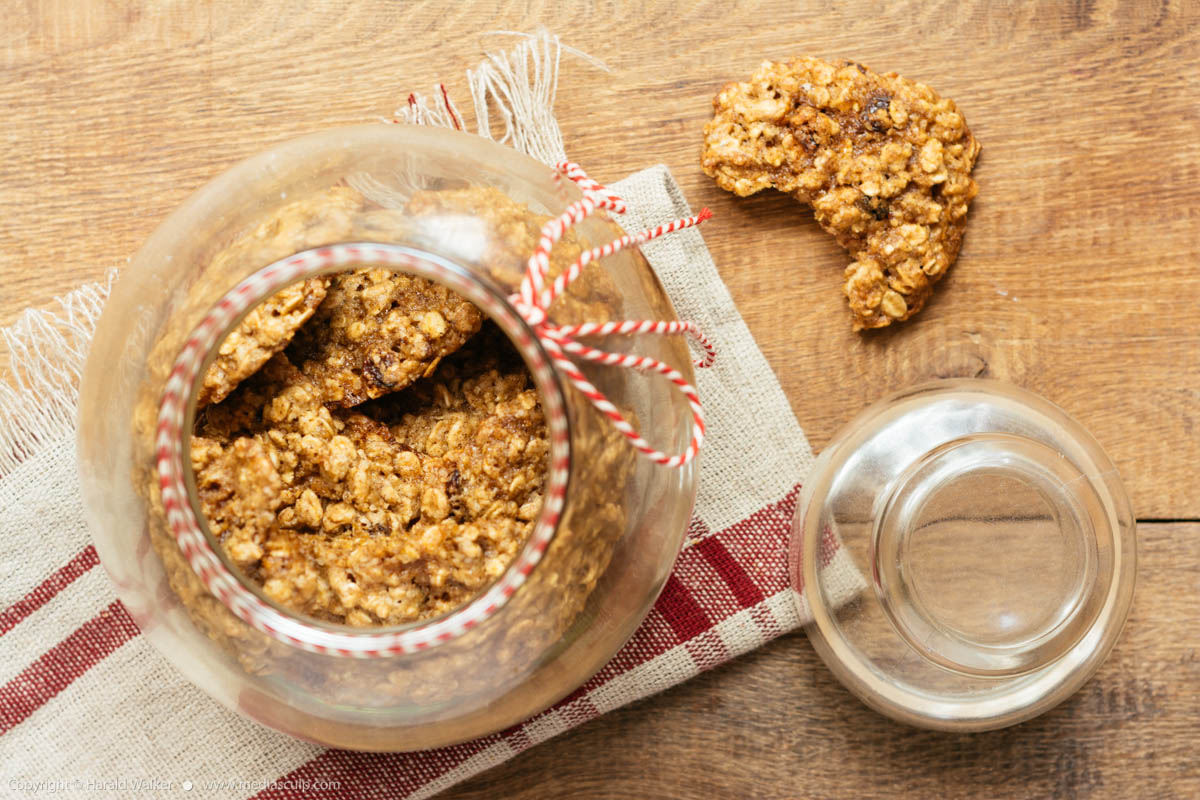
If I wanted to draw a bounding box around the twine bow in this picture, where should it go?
[511,161,715,468]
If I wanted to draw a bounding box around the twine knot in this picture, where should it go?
[511,161,715,467]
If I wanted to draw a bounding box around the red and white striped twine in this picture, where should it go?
[514,161,714,467]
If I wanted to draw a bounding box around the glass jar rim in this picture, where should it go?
[155,242,572,657]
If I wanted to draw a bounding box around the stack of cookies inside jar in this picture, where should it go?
[182,182,624,630]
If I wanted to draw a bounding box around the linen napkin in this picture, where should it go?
[0,34,863,800]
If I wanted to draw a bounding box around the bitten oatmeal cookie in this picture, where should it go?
[286,268,484,408]
[702,57,981,329]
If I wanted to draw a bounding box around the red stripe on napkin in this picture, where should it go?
[709,484,799,593]
[694,536,766,608]
[0,600,139,734]
[0,546,99,638]
[654,573,712,642]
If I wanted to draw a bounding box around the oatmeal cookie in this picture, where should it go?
[405,186,548,275]
[287,269,484,408]
[366,324,549,525]
[702,57,981,328]
[198,353,441,537]
[196,185,366,405]
[190,435,282,572]
[197,278,329,407]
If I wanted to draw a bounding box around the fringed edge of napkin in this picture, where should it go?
[387,28,608,166]
[0,271,116,479]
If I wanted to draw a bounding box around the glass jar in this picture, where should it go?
[790,380,1136,731]
[77,125,698,750]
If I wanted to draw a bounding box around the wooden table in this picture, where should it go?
[3,1,1197,797]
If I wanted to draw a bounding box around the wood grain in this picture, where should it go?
[2,1,1198,797]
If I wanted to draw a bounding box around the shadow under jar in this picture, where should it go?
[78,126,699,750]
